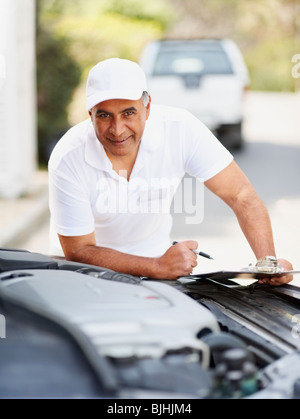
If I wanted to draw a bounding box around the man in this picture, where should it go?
[48,58,293,285]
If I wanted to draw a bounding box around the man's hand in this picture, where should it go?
[258,258,294,286]
[59,233,199,280]
[155,240,198,280]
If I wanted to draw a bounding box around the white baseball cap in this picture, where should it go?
[86,58,148,111]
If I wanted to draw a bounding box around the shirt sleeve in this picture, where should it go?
[49,161,95,237]
[182,111,234,182]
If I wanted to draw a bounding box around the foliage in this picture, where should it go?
[54,13,164,76]
[244,38,300,92]
[103,0,173,27]
[236,0,299,91]
[36,0,174,163]
[36,26,81,164]
[39,0,173,72]
[169,0,300,92]
[36,0,299,164]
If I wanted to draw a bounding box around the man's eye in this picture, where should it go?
[97,113,110,119]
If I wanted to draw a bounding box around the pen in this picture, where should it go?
[172,241,214,260]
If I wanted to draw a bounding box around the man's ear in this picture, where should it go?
[88,110,93,121]
[146,95,151,120]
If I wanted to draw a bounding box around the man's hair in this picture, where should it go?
[142,91,150,107]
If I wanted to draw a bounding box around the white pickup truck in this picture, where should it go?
[140,39,250,150]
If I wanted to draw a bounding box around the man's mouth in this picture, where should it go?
[108,136,131,145]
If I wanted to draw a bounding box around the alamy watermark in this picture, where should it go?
[0,54,6,89]
[95,175,204,225]
[0,314,6,339]
[291,314,300,339]
[291,54,300,79]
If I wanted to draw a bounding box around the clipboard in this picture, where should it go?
[188,269,300,281]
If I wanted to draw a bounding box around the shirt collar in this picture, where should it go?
[85,121,112,171]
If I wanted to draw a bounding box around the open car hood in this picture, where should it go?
[0,248,300,399]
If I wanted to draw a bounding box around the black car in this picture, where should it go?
[0,248,300,400]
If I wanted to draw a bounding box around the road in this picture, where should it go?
[171,91,300,285]
[19,91,300,285]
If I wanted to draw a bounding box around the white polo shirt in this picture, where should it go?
[48,104,233,257]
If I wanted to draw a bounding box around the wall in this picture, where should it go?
[0,0,36,198]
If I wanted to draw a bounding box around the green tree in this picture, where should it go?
[36,1,81,164]
[168,0,300,92]
[36,0,174,159]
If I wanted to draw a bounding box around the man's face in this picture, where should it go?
[89,97,151,161]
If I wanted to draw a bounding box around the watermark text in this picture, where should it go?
[0,314,6,339]
[291,314,300,339]
[95,175,204,225]
[292,54,300,79]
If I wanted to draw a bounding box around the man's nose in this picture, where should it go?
[109,118,125,137]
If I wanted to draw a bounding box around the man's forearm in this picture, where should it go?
[69,245,159,278]
[205,161,277,260]
[61,238,198,280]
[232,192,276,259]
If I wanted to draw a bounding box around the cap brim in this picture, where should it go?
[86,89,144,111]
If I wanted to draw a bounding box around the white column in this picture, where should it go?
[0,0,36,198]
